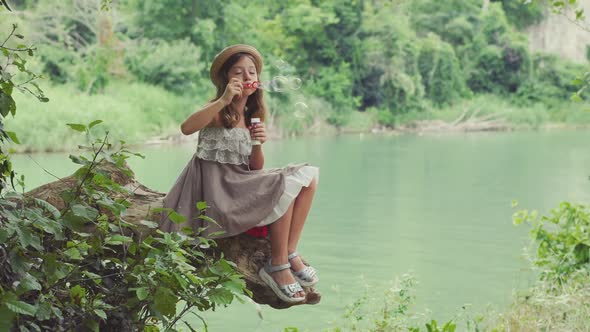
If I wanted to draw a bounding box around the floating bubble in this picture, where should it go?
[249,76,303,93]
[274,59,294,74]
[272,76,289,92]
[289,77,302,90]
[293,101,309,118]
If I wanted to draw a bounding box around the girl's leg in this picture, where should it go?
[268,200,305,297]
[287,178,317,271]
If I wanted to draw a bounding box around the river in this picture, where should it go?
[11,130,590,331]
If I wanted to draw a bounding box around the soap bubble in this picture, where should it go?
[293,101,309,119]
[274,59,295,74]
[289,77,302,90]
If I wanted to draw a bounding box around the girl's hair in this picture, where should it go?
[214,52,267,128]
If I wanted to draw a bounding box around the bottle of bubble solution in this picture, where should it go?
[250,117,261,145]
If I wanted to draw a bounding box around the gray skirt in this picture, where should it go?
[159,154,319,238]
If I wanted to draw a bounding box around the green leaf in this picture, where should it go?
[33,198,61,219]
[88,120,103,129]
[153,287,176,318]
[62,212,87,231]
[198,215,219,226]
[70,285,86,303]
[105,234,133,245]
[207,288,234,305]
[0,305,16,330]
[139,220,159,228]
[69,154,90,165]
[5,131,19,144]
[94,309,107,320]
[6,299,37,316]
[196,201,208,211]
[66,123,87,132]
[15,226,42,250]
[571,93,583,102]
[35,301,52,321]
[168,211,187,224]
[135,287,149,300]
[18,273,42,292]
[63,247,82,260]
[71,204,99,221]
[0,89,16,117]
[82,271,102,284]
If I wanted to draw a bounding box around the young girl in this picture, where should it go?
[160,44,319,303]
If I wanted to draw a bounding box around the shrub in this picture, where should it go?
[124,38,205,94]
[418,33,469,106]
[0,122,248,331]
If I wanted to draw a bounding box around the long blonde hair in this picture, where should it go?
[214,53,267,128]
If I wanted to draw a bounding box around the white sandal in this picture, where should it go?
[258,260,306,303]
[288,251,319,287]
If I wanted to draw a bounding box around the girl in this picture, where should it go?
[160,44,319,303]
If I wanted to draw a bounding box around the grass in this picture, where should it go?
[390,94,590,129]
[6,81,194,152]
[6,83,590,153]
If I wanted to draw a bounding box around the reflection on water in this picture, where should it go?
[11,130,590,331]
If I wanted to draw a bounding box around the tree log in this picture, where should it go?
[25,162,321,309]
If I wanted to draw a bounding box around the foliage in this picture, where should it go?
[6,81,194,153]
[491,0,545,29]
[359,3,425,117]
[9,0,588,134]
[513,201,590,284]
[0,7,48,193]
[492,275,590,331]
[462,4,532,94]
[0,121,249,331]
[26,0,124,94]
[516,53,585,106]
[285,274,458,332]
[417,33,469,106]
[124,38,205,94]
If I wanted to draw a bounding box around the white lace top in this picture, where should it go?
[196,127,252,165]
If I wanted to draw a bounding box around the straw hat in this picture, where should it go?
[209,44,263,87]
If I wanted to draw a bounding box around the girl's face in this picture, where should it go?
[227,55,258,96]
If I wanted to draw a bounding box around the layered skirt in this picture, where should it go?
[160,154,319,238]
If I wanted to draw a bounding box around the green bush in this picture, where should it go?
[7,82,194,153]
[516,54,584,106]
[418,33,469,106]
[491,0,544,30]
[307,62,359,126]
[124,38,205,94]
[514,201,590,284]
[443,16,475,46]
[463,4,531,94]
[0,123,248,331]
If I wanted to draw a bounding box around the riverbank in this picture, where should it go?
[7,82,590,154]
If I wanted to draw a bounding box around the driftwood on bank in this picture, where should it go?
[25,162,320,309]
[397,109,511,133]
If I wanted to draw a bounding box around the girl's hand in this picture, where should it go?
[220,78,243,105]
[249,122,267,144]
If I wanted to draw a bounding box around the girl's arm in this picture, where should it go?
[180,78,242,135]
[249,146,264,170]
[180,99,226,135]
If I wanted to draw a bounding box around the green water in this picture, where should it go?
[11,131,590,331]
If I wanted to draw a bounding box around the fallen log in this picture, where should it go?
[25,161,320,310]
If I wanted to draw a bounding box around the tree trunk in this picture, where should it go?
[25,162,320,309]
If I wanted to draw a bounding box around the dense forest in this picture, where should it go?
[1,0,589,152]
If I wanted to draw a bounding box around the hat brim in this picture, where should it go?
[210,44,263,87]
